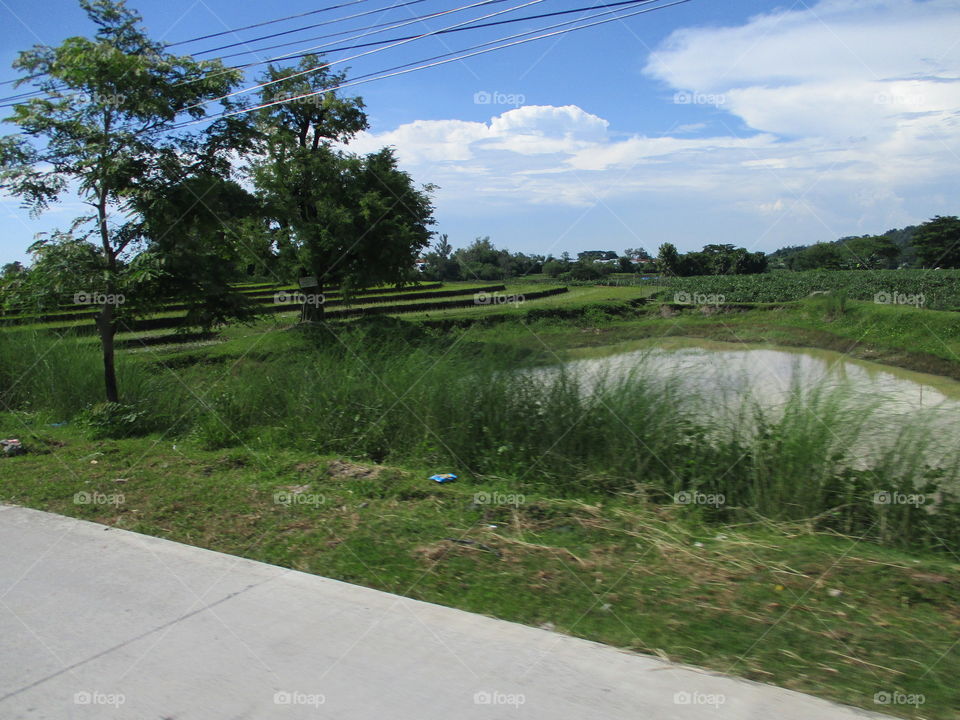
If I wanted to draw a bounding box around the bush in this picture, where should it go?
[543,260,568,277]
[77,402,150,438]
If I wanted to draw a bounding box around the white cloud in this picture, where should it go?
[345,0,960,248]
[349,119,488,163]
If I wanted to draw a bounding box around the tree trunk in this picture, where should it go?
[300,279,324,323]
[93,172,119,403]
[96,303,119,403]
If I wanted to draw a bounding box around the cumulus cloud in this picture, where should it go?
[346,0,960,246]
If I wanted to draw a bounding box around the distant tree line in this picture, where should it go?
[767,218,960,270]
[656,243,768,277]
[416,240,656,281]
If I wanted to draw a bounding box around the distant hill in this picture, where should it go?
[769,225,918,267]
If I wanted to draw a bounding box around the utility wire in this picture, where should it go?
[1,0,637,108]
[188,0,549,110]
[0,0,439,87]
[0,0,514,105]
[208,2,508,60]
[214,0,651,65]
[165,0,374,46]
[169,0,690,131]
[190,0,436,56]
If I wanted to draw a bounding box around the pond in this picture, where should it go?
[545,337,960,469]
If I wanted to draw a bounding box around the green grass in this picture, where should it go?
[2,317,957,550]
[3,289,960,718]
[397,283,657,320]
[0,425,957,719]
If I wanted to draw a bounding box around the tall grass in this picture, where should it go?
[2,323,957,550]
[1,331,143,419]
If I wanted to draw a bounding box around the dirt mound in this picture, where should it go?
[325,459,383,480]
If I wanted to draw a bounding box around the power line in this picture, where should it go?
[0,0,513,106]
[207,3,503,60]
[0,0,438,88]
[165,0,374,46]
[190,0,436,56]
[170,0,690,131]
[189,0,550,110]
[213,0,647,65]
[233,0,667,68]
[2,0,692,133]
[0,0,636,108]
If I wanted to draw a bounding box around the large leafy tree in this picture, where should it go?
[454,237,509,280]
[133,175,261,328]
[788,243,844,271]
[657,242,682,276]
[836,235,900,269]
[912,216,960,269]
[250,56,434,321]
[0,0,253,402]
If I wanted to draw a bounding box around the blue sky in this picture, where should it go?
[1,0,959,264]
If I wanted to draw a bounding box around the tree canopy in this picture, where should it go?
[0,0,253,400]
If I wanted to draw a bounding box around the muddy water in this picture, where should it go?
[552,337,960,467]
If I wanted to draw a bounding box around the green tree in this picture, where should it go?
[624,247,652,262]
[134,176,262,327]
[543,260,567,277]
[1,261,23,278]
[657,243,682,276]
[250,56,433,320]
[912,216,960,268]
[788,243,843,271]
[837,235,900,269]
[577,250,617,262]
[422,234,460,280]
[455,237,509,280]
[0,0,250,401]
[569,260,610,281]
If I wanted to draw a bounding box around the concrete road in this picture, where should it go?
[0,505,887,719]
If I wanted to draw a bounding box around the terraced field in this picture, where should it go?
[0,281,573,345]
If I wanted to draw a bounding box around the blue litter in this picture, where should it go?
[430,473,457,483]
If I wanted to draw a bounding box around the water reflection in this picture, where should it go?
[544,338,960,468]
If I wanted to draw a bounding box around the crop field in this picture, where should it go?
[638,270,960,310]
